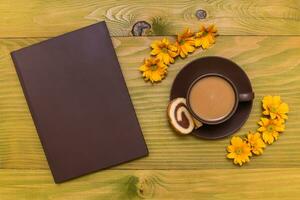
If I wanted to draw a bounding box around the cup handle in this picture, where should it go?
[239,92,255,102]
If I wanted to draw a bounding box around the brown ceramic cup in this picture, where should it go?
[186,73,254,125]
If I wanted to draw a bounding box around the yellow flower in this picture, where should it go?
[174,28,196,58]
[194,24,218,49]
[262,96,289,120]
[139,57,168,83]
[246,132,266,155]
[227,136,252,166]
[257,117,285,144]
[150,38,178,65]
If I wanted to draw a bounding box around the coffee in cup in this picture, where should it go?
[187,73,254,125]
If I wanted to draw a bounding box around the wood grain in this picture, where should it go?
[1,168,300,200]
[1,1,299,198]
[0,0,299,37]
[1,36,299,170]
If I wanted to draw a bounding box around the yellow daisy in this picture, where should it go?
[227,136,252,166]
[174,28,196,58]
[246,132,266,155]
[139,57,168,83]
[150,38,178,65]
[194,24,218,49]
[262,95,289,120]
[257,117,285,144]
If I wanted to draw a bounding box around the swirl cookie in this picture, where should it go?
[167,98,198,134]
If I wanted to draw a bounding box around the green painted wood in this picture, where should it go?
[0,36,299,170]
[0,0,299,37]
[1,1,299,198]
[0,169,300,200]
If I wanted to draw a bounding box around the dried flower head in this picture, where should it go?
[262,96,289,120]
[258,117,285,144]
[246,132,266,155]
[194,24,218,49]
[174,28,196,58]
[139,57,168,83]
[150,38,178,65]
[227,136,252,166]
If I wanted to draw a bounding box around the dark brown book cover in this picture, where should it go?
[11,21,148,183]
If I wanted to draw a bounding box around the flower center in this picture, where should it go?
[235,147,243,155]
[270,107,277,113]
[162,47,168,53]
[267,125,275,132]
[150,64,158,71]
[202,31,208,36]
[179,40,185,45]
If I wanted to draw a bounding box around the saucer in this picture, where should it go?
[170,56,254,139]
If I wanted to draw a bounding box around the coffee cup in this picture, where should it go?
[186,73,254,125]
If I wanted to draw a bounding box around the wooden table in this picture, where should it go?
[0,1,300,199]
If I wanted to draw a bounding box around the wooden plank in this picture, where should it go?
[0,36,300,170]
[0,0,299,37]
[0,168,300,199]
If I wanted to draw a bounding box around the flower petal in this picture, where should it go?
[270,113,277,119]
[263,132,274,144]
[162,37,169,45]
[262,110,270,115]
[179,50,186,58]
[227,152,236,159]
[278,103,289,114]
[208,24,217,33]
[150,41,160,49]
[231,136,243,146]
[169,45,178,52]
[258,127,266,132]
[194,38,202,47]
[273,96,282,105]
[163,54,170,65]
[169,50,178,58]
[139,64,148,72]
[201,38,211,49]
[261,118,269,125]
[186,45,195,53]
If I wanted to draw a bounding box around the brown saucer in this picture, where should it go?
[170,56,254,139]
